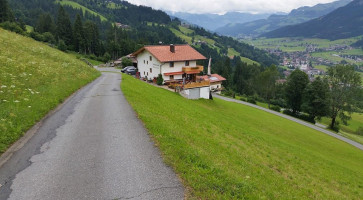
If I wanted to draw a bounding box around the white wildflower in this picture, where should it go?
[2,100,7,102]
[1,85,6,88]
[28,106,31,108]
[24,98,29,101]
[14,100,20,103]
[10,85,15,88]
[245,176,250,179]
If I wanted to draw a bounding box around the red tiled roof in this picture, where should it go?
[199,74,226,83]
[164,71,184,76]
[132,44,206,63]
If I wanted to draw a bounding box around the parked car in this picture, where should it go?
[125,66,137,75]
[121,66,133,73]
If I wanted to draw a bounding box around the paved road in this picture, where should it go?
[0,71,184,200]
[214,94,363,151]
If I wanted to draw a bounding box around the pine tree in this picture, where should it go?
[73,14,85,53]
[0,0,13,23]
[36,13,56,34]
[56,6,73,47]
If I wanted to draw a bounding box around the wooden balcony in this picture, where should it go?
[182,65,204,73]
[170,80,210,89]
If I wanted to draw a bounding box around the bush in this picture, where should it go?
[42,32,55,43]
[247,97,256,104]
[29,31,44,41]
[355,127,363,136]
[283,109,315,124]
[57,40,67,51]
[156,74,163,85]
[270,98,286,108]
[239,97,246,101]
[270,105,281,112]
[122,57,133,67]
[0,22,25,35]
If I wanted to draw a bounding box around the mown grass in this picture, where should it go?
[0,28,100,153]
[56,0,107,22]
[121,74,363,199]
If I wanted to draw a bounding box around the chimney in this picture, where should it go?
[170,44,175,53]
[207,57,212,76]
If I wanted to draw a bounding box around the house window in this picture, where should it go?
[147,72,149,76]
[147,61,149,64]
[170,62,174,67]
[144,60,145,64]
[144,71,145,75]
[150,68,152,73]
[150,56,152,61]
[185,61,189,66]
[170,75,174,80]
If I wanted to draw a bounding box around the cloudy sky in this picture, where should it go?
[126,0,338,14]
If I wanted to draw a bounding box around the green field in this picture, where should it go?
[122,74,363,199]
[56,0,107,21]
[244,37,360,51]
[0,28,100,153]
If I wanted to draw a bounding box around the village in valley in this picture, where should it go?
[244,37,363,81]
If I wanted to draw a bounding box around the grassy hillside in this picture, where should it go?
[122,74,363,199]
[0,28,100,153]
[55,0,107,21]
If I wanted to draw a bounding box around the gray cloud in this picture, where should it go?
[126,0,338,14]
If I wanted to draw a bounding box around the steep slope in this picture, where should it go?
[216,0,352,37]
[0,28,100,153]
[168,11,270,31]
[263,0,363,40]
[122,74,363,199]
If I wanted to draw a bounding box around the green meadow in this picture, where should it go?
[121,74,363,199]
[0,28,100,153]
[56,0,107,21]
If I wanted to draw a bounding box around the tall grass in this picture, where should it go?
[122,74,363,199]
[0,29,100,153]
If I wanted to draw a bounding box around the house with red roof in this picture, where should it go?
[132,44,206,83]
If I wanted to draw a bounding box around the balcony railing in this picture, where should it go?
[182,65,204,73]
[170,80,210,89]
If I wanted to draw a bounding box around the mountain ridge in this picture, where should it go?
[263,0,363,40]
[215,0,352,37]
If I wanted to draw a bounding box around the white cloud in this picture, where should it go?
[126,0,338,14]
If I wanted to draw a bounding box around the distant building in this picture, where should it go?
[132,44,211,99]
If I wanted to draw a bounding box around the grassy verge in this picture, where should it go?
[0,28,100,153]
[122,74,363,199]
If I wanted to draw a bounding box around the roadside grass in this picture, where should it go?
[0,28,100,154]
[318,113,363,137]
[122,74,363,199]
[55,0,107,22]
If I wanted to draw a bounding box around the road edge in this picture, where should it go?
[0,76,102,169]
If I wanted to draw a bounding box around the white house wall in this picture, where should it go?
[136,51,162,80]
[161,60,197,81]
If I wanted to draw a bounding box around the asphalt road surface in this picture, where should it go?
[214,94,363,151]
[0,71,184,200]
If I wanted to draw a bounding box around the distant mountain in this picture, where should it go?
[167,11,270,31]
[263,0,363,40]
[216,0,352,37]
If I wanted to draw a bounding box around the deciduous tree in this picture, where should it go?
[285,69,309,114]
[302,77,330,120]
[327,65,362,130]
